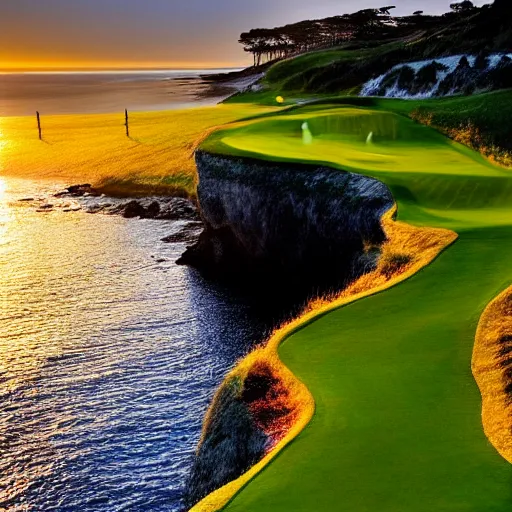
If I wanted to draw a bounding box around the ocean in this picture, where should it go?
[0,177,269,511]
[0,69,241,116]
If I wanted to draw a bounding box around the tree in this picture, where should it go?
[379,6,396,16]
[450,1,475,11]
[413,10,424,16]
[348,8,390,37]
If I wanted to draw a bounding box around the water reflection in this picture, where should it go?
[0,177,266,511]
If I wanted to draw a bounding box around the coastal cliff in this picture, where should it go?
[179,151,394,307]
[182,151,395,507]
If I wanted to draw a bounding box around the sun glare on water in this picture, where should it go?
[0,120,6,174]
[0,178,7,199]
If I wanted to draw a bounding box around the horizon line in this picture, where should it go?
[0,61,250,73]
[0,66,245,74]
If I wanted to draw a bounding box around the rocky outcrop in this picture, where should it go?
[361,52,512,98]
[184,356,307,509]
[49,188,201,222]
[178,151,394,305]
[54,183,100,197]
[183,375,268,508]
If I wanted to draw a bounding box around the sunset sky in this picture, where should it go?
[0,0,490,70]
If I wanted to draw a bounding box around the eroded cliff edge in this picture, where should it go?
[181,151,396,508]
[179,151,394,308]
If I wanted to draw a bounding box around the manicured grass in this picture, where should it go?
[370,91,512,165]
[0,104,275,197]
[200,105,512,510]
[228,90,512,167]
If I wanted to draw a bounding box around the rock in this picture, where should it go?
[474,51,490,70]
[55,184,100,198]
[156,198,200,221]
[38,203,54,210]
[364,53,512,98]
[458,55,471,69]
[18,197,35,202]
[411,61,448,95]
[396,65,416,90]
[161,222,203,244]
[485,56,512,90]
[84,204,104,214]
[122,200,146,218]
[140,201,160,219]
[438,58,480,96]
[184,379,268,508]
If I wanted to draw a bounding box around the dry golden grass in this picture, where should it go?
[410,110,512,169]
[473,286,512,464]
[191,206,457,512]
[306,207,457,311]
[0,105,275,197]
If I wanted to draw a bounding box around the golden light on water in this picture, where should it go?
[0,121,5,173]
[0,178,6,198]
[0,177,9,242]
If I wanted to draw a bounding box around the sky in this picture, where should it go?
[0,0,491,70]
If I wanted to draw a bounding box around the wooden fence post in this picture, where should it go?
[125,109,129,138]
[36,111,42,140]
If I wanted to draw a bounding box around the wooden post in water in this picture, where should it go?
[124,109,129,138]
[36,111,42,140]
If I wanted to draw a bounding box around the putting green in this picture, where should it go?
[200,105,512,511]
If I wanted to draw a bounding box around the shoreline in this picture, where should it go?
[0,104,276,198]
[0,68,247,117]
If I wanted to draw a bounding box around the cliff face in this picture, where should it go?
[184,375,268,508]
[182,151,395,508]
[179,151,394,305]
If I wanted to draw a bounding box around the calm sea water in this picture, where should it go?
[0,177,268,511]
[0,70,240,116]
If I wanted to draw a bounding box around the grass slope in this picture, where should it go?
[201,105,512,511]
[0,104,274,197]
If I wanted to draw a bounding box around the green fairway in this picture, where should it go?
[200,105,512,511]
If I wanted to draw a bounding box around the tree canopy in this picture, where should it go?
[450,1,475,12]
[238,4,484,67]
